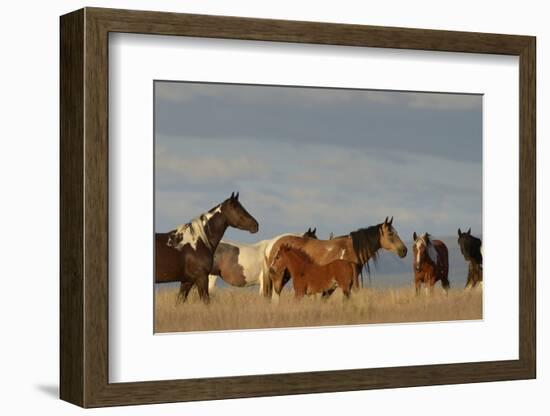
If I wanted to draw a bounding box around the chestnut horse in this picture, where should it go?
[412,232,449,295]
[267,217,408,302]
[155,192,258,304]
[458,228,483,289]
[269,245,358,299]
[208,227,318,296]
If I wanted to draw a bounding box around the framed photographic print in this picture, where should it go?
[60,7,536,408]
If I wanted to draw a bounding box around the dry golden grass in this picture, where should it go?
[155,285,482,333]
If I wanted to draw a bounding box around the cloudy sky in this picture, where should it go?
[154,81,482,243]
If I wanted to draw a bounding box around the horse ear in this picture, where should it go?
[384,216,389,225]
[467,228,471,235]
[458,228,462,237]
[313,227,316,234]
[235,192,239,200]
[413,232,417,241]
[389,216,393,225]
[230,192,235,199]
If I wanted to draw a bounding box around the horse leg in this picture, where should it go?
[294,283,305,301]
[472,264,482,288]
[341,280,352,300]
[441,277,450,296]
[196,275,210,304]
[427,277,436,296]
[415,279,422,296]
[208,275,217,294]
[177,281,194,305]
[262,274,273,299]
[352,272,360,292]
[322,287,336,299]
[465,263,474,290]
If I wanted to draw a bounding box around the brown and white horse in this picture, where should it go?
[155,192,258,304]
[267,217,408,301]
[269,245,358,300]
[208,228,317,296]
[412,232,449,295]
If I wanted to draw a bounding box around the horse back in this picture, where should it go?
[269,235,350,266]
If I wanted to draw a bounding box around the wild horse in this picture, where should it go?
[208,227,318,296]
[412,232,449,295]
[155,192,258,304]
[267,217,408,301]
[458,228,483,289]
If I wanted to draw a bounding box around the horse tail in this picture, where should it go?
[355,263,367,289]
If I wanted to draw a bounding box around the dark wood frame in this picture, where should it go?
[60,7,536,408]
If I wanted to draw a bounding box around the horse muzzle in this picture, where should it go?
[249,221,259,234]
[398,247,407,258]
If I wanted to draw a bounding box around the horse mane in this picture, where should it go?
[350,224,382,272]
[417,232,438,264]
[172,203,221,250]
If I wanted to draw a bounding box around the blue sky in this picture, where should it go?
[154,81,482,243]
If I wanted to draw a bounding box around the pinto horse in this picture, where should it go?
[458,228,483,289]
[208,228,318,296]
[155,192,258,304]
[412,232,449,295]
[267,217,408,301]
[269,245,358,299]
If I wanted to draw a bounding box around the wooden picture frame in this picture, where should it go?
[60,7,536,408]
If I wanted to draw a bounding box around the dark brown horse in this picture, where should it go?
[458,228,483,289]
[267,217,408,301]
[155,192,258,304]
[269,245,358,299]
[412,232,449,295]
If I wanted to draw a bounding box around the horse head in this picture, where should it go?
[412,232,437,272]
[458,228,482,263]
[220,192,259,234]
[379,216,407,258]
[303,227,318,239]
[268,245,292,294]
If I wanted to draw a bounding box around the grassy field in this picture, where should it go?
[154,285,482,333]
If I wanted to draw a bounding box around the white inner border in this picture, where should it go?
[109,33,519,383]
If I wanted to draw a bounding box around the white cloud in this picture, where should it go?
[154,136,481,239]
[156,145,269,183]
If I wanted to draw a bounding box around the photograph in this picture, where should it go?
[153,81,483,333]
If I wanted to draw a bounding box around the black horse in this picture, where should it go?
[457,228,482,289]
[155,192,259,304]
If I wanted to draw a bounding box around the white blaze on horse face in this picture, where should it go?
[414,239,423,266]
